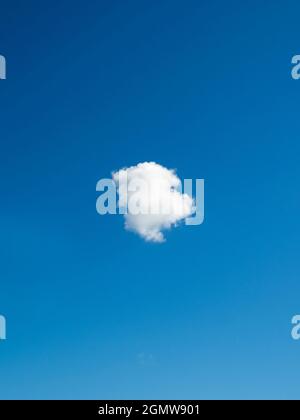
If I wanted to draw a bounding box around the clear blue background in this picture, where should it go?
[0,0,300,399]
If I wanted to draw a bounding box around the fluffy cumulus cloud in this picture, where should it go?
[112,162,195,242]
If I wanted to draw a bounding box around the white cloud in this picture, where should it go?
[112,162,195,242]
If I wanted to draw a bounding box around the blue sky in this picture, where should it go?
[0,0,300,399]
